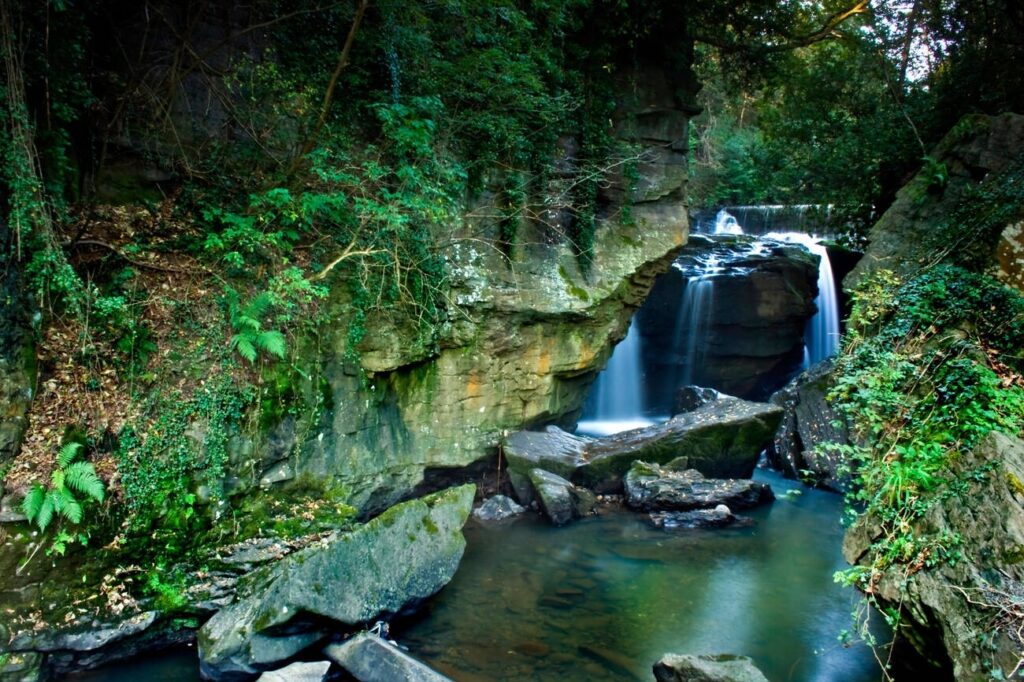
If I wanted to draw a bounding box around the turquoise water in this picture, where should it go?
[66,469,884,682]
[399,468,885,682]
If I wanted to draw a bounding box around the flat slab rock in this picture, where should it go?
[198,485,475,680]
[324,632,452,682]
[625,461,774,512]
[257,661,331,682]
[504,392,782,492]
[654,653,769,682]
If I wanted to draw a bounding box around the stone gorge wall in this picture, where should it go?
[248,67,694,511]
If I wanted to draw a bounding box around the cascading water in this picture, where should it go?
[765,231,840,365]
[712,209,743,235]
[674,265,718,387]
[577,322,652,436]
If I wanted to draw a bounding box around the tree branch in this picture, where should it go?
[289,0,369,174]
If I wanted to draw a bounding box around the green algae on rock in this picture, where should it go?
[198,484,475,680]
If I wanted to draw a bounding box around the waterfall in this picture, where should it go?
[765,231,840,365]
[577,322,652,436]
[676,275,716,386]
[713,209,744,235]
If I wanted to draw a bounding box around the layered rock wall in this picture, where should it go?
[246,68,695,511]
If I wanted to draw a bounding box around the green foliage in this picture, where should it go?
[115,373,252,529]
[22,442,106,538]
[144,568,189,612]
[830,266,1024,589]
[224,288,287,364]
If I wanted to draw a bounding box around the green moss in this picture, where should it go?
[1006,471,1024,497]
[1001,545,1024,565]
[558,264,591,302]
[421,516,439,534]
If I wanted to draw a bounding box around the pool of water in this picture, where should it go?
[65,470,884,682]
[399,468,884,682]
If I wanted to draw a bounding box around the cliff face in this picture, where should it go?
[244,67,693,511]
[834,113,1024,679]
[847,112,1024,291]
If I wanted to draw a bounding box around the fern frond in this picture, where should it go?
[244,292,274,321]
[55,488,83,525]
[35,493,55,531]
[231,334,258,363]
[255,330,287,359]
[64,461,106,503]
[58,441,83,468]
[22,485,46,525]
[235,315,261,333]
[51,468,66,491]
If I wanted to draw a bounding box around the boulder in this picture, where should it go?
[674,386,720,414]
[635,235,819,402]
[653,653,769,682]
[324,633,452,682]
[650,505,748,530]
[624,461,773,512]
[472,495,525,523]
[843,432,1024,679]
[256,661,331,682]
[7,611,159,653]
[527,469,594,526]
[767,359,851,490]
[198,485,475,680]
[505,393,782,493]
[847,113,1024,289]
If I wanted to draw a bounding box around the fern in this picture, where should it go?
[224,287,288,364]
[21,440,105,532]
[22,485,47,526]
[64,461,106,502]
[255,330,286,359]
[57,441,82,468]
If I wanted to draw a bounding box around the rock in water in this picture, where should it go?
[650,506,748,530]
[624,461,773,512]
[324,632,452,682]
[767,359,851,490]
[653,653,769,682]
[504,393,782,493]
[526,468,594,526]
[257,661,332,682]
[198,485,475,680]
[472,495,525,523]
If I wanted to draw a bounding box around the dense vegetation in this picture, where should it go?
[1,1,1023,667]
[688,0,1024,242]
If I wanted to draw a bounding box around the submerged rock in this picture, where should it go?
[624,461,773,512]
[650,505,750,530]
[256,661,331,682]
[505,393,782,493]
[653,653,769,682]
[472,495,525,523]
[197,485,475,680]
[527,469,594,526]
[324,632,452,682]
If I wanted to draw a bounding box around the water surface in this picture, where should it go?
[67,470,883,682]
[400,468,884,682]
